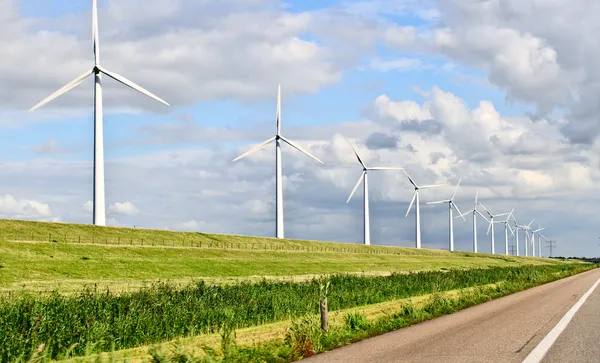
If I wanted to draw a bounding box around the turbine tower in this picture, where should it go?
[427,179,466,252]
[346,139,404,245]
[480,204,511,255]
[494,209,515,255]
[403,171,444,249]
[457,189,489,253]
[29,0,170,226]
[233,85,323,239]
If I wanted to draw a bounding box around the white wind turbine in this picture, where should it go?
[403,171,445,249]
[480,204,511,255]
[346,139,404,245]
[515,219,535,256]
[233,85,323,239]
[531,224,545,257]
[427,179,466,252]
[456,189,489,253]
[29,0,169,226]
[494,209,515,255]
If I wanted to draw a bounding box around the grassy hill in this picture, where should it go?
[0,219,560,293]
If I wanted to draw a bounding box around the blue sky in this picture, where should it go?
[1,0,598,257]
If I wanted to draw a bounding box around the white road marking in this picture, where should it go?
[522,277,600,363]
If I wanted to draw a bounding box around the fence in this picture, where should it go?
[0,230,434,256]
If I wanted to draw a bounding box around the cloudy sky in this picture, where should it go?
[1,0,599,257]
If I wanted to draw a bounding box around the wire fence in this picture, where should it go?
[0,230,431,256]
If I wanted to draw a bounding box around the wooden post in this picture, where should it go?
[320,298,328,332]
[31,231,34,241]
[15,231,18,241]
[49,233,51,242]
[79,235,81,244]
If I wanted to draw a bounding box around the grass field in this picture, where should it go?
[0,220,560,293]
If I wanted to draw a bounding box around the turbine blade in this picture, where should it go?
[479,202,492,217]
[347,171,365,203]
[405,192,417,217]
[452,202,466,221]
[232,136,276,162]
[487,221,492,235]
[345,137,366,169]
[402,170,418,188]
[474,189,479,208]
[528,219,535,228]
[475,209,489,222]
[368,167,404,171]
[276,84,281,134]
[496,212,510,217]
[29,69,94,111]
[420,183,446,189]
[450,178,462,201]
[534,228,545,233]
[426,200,450,205]
[93,0,100,64]
[279,136,323,164]
[506,208,514,222]
[456,210,473,219]
[97,66,170,106]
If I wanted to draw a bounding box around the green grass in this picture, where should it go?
[0,220,561,293]
[0,264,592,361]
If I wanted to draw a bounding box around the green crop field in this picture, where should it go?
[0,219,561,294]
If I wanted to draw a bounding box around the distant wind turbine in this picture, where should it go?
[233,85,323,239]
[456,189,489,253]
[403,171,445,249]
[29,0,170,226]
[515,219,535,256]
[494,209,515,255]
[480,204,511,255]
[346,139,404,245]
[427,179,466,252]
[531,225,545,257]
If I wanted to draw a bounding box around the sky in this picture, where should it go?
[1,0,599,257]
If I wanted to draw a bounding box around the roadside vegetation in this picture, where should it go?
[0,263,594,362]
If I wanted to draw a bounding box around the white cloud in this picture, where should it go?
[0,194,52,219]
[108,201,139,216]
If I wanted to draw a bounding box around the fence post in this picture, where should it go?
[15,231,18,241]
[79,235,81,244]
[48,233,51,242]
[31,231,34,241]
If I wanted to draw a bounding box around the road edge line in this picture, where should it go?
[522,276,600,363]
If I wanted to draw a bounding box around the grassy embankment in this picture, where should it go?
[0,219,562,293]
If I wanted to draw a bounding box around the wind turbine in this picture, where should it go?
[531,225,545,257]
[456,189,489,253]
[494,209,515,255]
[480,204,511,255]
[515,219,535,256]
[403,171,445,249]
[233,85,323,239]
[427,179,466,252]
[346,139,404,245]
[29,0,170,226]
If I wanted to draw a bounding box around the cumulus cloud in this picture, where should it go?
[385,0,600,144]
[0,194,52,219]
[108,201,139,216]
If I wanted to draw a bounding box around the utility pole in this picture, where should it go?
[509,245,517,256]
[545,240,557,258]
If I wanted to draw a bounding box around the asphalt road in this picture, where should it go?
[305,268,600,363]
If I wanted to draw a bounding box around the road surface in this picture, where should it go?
[306,268,600,363]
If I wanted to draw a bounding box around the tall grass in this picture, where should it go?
[0,264,591,361]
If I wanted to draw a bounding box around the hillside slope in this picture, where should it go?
[0,219,559,293]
